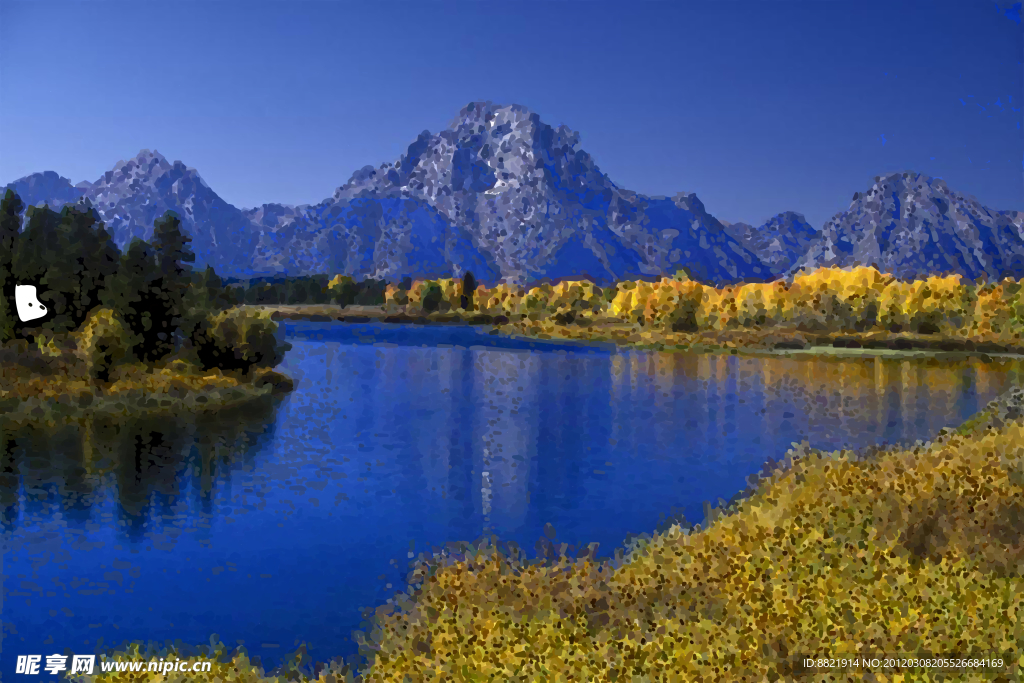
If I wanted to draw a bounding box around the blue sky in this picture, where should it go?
[1,0,1021,229]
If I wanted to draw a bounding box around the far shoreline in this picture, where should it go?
[249,303,1024,361]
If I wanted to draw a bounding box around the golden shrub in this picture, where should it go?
[548,280,603,310]
[476,284,523,316]
[74,307,133,381]
[968,279,1022,338]
[351,413,1024,682]
[383,284,408,307]
[734,281,788,328]
[435,277,462,309]
[697,285,738,330]
[786,266,894,331]
[609,280,659,322]
[641,278,704,331]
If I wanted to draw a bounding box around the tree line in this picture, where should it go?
[389,267,1024,339]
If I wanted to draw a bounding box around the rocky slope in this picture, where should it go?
[6,152,260,276]
[796,172,1024,281]
[722,211,818,279]
[243,102,769,285]
[4,171,87,211]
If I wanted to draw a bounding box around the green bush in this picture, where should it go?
[421,282,444,312]
[330,276,359,307]
[74,308,133,382]
[193,308,290,374]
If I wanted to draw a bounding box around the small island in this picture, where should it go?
[0,190,292,424]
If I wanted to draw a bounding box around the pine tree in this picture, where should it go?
[57,206,120,329]
[0,189,25,342]
[151,211,195,354]
[106,238,166,361]
[11,204,62,334]
[461,271,477,311]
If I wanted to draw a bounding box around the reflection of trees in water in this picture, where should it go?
[0,397,281,544]
[0,426,97,530]
[1,431,18,527]
[609,352,1024,456]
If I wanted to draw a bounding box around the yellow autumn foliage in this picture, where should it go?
[74,307,133,380]
[323,268,1024,342]
[968,279,1022,338]
[610,280,659,322]
[476,284,524,316]
[347,409,1024,681]
[640,278,704,330]
[383,283,408,307]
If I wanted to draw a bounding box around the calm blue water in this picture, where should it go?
[3,322,1022,676]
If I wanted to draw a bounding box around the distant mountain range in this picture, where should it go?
[5,102,1023,284]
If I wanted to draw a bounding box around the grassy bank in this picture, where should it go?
[68,386,1024,682]
[505,317,1024,358]
[0,358,293,425]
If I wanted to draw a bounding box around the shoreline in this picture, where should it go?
[0,366,294,425]
[250,303,1024,360]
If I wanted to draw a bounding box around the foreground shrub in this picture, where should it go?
[696,284,737,330]
[74,308,132,382]
[436,277,463,310]
[610,280,659,323]
[785,267,893,331]
[194,308,290,374]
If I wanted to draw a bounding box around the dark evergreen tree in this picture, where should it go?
[332,276,359,307]
[11,205,62,333]
[7,203,119,335]
[354,278,386,306]
[421,282,443,312]
[0,189,25,342]
[461,270,477,311]
[57,206,120,329]
[150,211,195,355]
[105,238,167,361]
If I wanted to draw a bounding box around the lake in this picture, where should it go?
[3,321,1022,675]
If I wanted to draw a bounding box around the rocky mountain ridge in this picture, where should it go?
[796,171,1024,281]
[5,104,1023,284]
